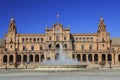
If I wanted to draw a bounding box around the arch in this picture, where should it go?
[23,55,27,62]
[94,54,98,62]
[41,54,44,62]
[82,54,86,62]
[77,54,81,61]
[56,44,60,50]
[17,55,21,62]
[102,54,106,61]
[118,54,120,62]
[3,55,7,63]
[9,55,14,62]
[35,54,39,62]
[48,44,52,49]
[108,54,112,61]
[88,54,92,62]
[72,54,75,59]
[29,54,33,62]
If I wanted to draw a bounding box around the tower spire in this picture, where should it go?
[8,16,17,33]
[98,16,106,32]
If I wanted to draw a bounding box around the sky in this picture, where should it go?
[0,0,120,38]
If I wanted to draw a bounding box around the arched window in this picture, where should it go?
[23,55,27,62]
[29,54,33,62]
[88,54,92,62]
[3,55,7,63]
[35,55,39,62]
[108,54,112,61]
[94,54,98,62]
[102,54,106,61]
[9,55,14,62]
[82,54,86,62]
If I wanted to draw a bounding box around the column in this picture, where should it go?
[80,54,82,62]
[33,54,35,63]
[106,54,108,64]
[21,54,23,64]
[86,54,88,62]
[92,54,94,64]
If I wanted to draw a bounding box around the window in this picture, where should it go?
[34,38,36,43]
[64,36,66,41]
[80,37,82,42]
[89,45,93,50]
[22,38,24,43]
[37,38,39,43]
[49,37,51,41]
[81,45,84,50]
[87,37,89,42]
[23,46,26,51]
[91,37,93,42]
[26,38,28,43]
[31,46,34,50]
[40,46,43,51]
[10,45,12,48]
[102,44,104,47]
[30,38,32,43]
[83,37,86,42]
[41,38,43,43]
[102,38,105,42]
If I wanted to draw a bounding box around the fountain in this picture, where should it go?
[35,44,88,71]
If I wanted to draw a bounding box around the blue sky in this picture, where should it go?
[0,0,120,38]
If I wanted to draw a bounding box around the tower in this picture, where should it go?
[97,17,110,50]
[6,17,17,51]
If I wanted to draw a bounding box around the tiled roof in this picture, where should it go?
[0,39,4,47]
[111,38,120,45]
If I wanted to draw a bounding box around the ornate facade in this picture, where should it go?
[0,17,120,69]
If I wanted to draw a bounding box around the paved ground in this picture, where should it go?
[0,69,120,80]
